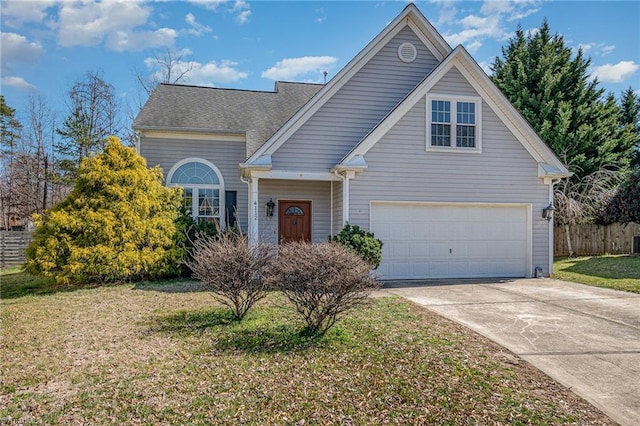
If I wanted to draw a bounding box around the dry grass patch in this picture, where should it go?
[1,280,613,425]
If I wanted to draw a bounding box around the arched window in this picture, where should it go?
[167,159,225,226]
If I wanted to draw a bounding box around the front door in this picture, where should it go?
[278,200,311,243]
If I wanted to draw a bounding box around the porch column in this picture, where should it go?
[547,178,556,275]
[342,170,355,225]
[249,177,259,246]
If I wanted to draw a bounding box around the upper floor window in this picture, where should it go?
[167,159,225,226]
[427,95,481,153]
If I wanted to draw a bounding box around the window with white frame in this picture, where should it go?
[167,159,224,225]
[427,96,481,152]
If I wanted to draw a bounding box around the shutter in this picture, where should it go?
[225,190,237,228]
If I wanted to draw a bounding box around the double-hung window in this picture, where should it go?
[427,95,481,152]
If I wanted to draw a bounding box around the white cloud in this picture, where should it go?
[1,32,44,73]
[441,0,541,49]
[193,60,248,83]
[1,76,36,90]
[189,0,251,24]
[56,0,176,51]
[107,28,177,52]
[145,56,248,86]
[578,42,615,57]
[430,1,457,26]
[466,40,483,54]
[0,0,56,27]
[185,13,212,36]
[188,0,227,11]
[591,61,639,83]
[480,0,540,21]
[315,8,326,24]
[261,56,338,81]
[236,9,251,24]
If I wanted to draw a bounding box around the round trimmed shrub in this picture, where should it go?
[330,224,383,268]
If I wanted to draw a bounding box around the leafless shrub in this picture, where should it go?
[187,231,275,320]
[272,241,381,336]
[554,168,623,256]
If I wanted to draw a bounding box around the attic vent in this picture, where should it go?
[398,42,417,63]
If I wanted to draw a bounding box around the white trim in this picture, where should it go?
[166,158,226,228]
[548,181,556,276]
[343,174,350,225]
[369,201,533,278]
[407,20,447,62]
[339,46,569,176]
[330,181,334,236]
[426,94,482,153]
[249,178,259,245]
[166,158,225,186]
[245,4,452,165]
[139,130,245,142]
[248,170,341,181]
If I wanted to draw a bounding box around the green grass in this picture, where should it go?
[0,278,613,425]
[554,255,640,293]
[0,266,62,299]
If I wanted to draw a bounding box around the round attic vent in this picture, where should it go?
[398,42,417,63]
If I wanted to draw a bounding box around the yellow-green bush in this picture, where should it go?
[25,136,185,284]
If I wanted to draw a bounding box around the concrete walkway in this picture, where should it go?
[382,278,640,426]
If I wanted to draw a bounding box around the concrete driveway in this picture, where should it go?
[382,278,640,426]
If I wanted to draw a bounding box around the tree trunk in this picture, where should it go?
[564,224,575,257]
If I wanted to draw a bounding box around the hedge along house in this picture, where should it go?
[133,3,570,280]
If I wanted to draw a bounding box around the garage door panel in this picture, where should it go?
[390,223,411,239]
[371,204,528,279]
[430,224,451,240]
[373,223,389,239]
[391,263,411,277]
[413,223,429,236]
[410,243,428,259]
[390,242,410,258]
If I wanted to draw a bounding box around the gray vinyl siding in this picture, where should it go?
[272,26,440,172]
[349,68,552,275]
[139,137,248,230]
[257,180,331,245]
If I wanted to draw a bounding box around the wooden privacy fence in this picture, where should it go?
[0,231,33,268]
[554,222,640,257]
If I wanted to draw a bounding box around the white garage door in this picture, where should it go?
[370,203,529,280]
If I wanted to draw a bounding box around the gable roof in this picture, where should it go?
[133,81,323,156]
[242,3,452,169]
[338,45,571,177]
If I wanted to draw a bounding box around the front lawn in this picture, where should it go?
[554,255,640,294]
[0,275,612,424]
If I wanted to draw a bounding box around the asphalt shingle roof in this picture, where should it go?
[133,81,323,157]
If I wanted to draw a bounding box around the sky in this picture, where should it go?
[1,0,639,127]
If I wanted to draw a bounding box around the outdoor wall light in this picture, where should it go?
[265,198,275,217]
[542,203,556,221]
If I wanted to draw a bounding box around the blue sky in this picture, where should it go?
[1,0,639,125]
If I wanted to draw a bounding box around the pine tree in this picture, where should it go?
[491,21,636,179]
[618,87,640,167]
[25,136,185,284]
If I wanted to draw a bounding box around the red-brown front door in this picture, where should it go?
[278,200,311,243]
